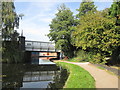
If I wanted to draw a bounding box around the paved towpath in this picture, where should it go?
[56,61,119,89]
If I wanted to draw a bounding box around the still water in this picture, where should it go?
[2,59,69,89]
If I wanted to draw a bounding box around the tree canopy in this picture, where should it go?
[109,1,120,17]
[1,2,20,41]
[48,1,120,65]
[48,4,76,58]
[73,11,120,63]
[109,1,120,26]
[76,0,97,18]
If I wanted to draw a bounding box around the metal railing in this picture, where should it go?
[25,40,60,52]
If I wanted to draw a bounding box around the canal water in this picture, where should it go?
[2,59,69,89]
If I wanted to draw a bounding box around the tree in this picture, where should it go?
[1,2,24,63]
[109,1,120,25]
[48,4,76,58]
[73,11,120,64]
[1,2,20,41]
[109,0,120,17]
[76,0,97,18]
[108,1,120,65]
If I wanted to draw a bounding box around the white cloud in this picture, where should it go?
[29,2,58,11]
[15,2,60,42]
[18,19,51,41]
[23,14,53,23]
[19,2,58,23]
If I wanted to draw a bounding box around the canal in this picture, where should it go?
[2,58,69,89]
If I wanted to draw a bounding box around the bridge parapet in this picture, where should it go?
[25,40,60,52]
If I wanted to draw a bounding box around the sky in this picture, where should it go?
[14,1,113,42]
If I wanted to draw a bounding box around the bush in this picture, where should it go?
[67,50,94,62]
[76,50,93,62]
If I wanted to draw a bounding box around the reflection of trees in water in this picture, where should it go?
[2,64,25,88]
[47,68,69,89]
[2,64,68,89]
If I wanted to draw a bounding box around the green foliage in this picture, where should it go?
[1,2,24,63]
[76,0,97,18]
[68,50,93,62]
[109,1,120,25]
[1,2,20,40]
[2,40,24,63]
[73,11,120,64]
[109,1,120,17]
[56,62,95,88]
[48,4,76,58]
[101,8,111,18]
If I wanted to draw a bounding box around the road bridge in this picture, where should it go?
[24,40,61,63]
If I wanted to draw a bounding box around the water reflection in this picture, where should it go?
[22,71,56,88]
[31,57,39,64]
[47,69,68,89]
[31,57,55,65]
[2,63,69,89]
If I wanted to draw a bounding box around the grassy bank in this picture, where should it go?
[55,62,95,88]
[66,57,88,62]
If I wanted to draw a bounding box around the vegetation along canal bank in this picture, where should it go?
[55,62,95,88]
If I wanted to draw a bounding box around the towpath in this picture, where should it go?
[56,61,119,89]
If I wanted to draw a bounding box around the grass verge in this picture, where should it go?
[67,57,89,62]
[55,62,95,88]
[97,66,105,70]
[96,66,120,78]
